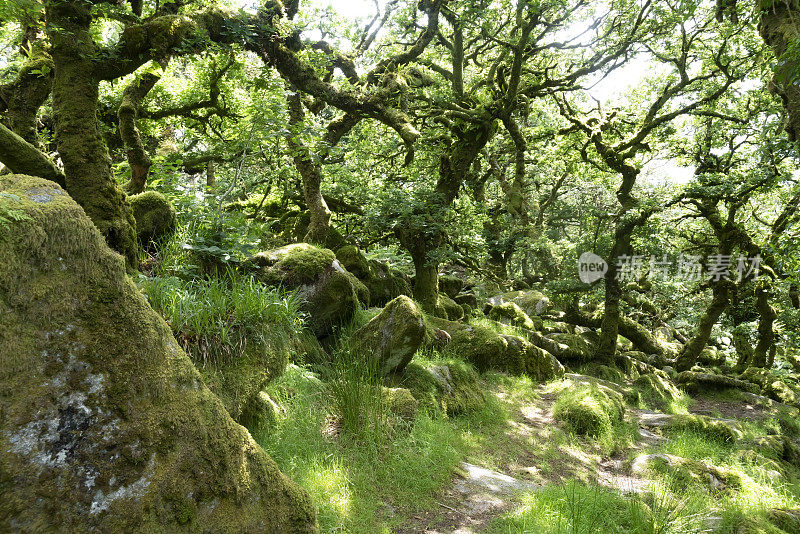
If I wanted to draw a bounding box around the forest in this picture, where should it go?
[4,0,800,531]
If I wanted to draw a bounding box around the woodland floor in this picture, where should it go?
[393,375,779,534]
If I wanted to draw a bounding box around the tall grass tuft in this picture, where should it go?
[139,269,304,367]
[322,308,388,445]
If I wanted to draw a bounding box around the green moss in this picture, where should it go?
[195,337,289,422]
[454,293,478,309]
[250,244,366,336]
[439,293,464,321]
[579,363,626,384]
[336,245,370,279]
[362,259,412,307]
[438,275,463,298]
[634,373,685,410]
[430,316,563,381]
[487,301,537,330]
[128,190,176,248]
[381,387,418,423]
[641,453,743,492]
[391,360,486,416]
[741,368,799,405]
[351,295,426,375]
[549,332,594,362]
[0,175,317,532]
[553,384,625,438]
[661,414,741,444]
[698,346,726,366]
[239,391,281,433]
[252,243,336,286]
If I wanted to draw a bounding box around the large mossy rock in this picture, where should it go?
[390,360,486,416]
[740,367,800,405]
[553,383,625,438]
[128,190,176,247]
[0,176,316,532]
[486,289,550,317]
[487,301,540,330]
[197,338,289,424]
[439,293,465,321]
[250,243,368,336]
[428,317,564,381]
[543,332,595,362]
[352,295,426,375]
[335,246,412,307]
[438,275,464,299]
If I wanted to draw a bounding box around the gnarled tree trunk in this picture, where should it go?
[675,280,731,371]
[47,0,138,268]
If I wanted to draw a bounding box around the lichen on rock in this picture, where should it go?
[351,295,426,375]
[0,175,317,532]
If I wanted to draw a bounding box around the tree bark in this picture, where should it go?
[675,280,731,371]
[0,122,65,187]
[47,0,138,268]
[1,47,53,148]
[399,122,494,312]
[750,282,777,368]
[119,72,160,194]
[286,93,360,248]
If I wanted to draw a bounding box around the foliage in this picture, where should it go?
[138,270,303,366]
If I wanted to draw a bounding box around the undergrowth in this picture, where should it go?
[138,270,303,367]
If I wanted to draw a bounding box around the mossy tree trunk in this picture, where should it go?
[750,282,777,368]
[46,0,138,268]
[676,280,732,371]
[119,72,160,195]
[760,1,800,144]
[596,167,641,364]
[286,93,362,248]
[0,46,53,149]
[398,122,494,313]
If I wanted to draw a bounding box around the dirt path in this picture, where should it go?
[396,373,786,533]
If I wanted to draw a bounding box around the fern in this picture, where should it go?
[0,193,31,234]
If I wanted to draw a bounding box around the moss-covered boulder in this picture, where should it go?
[634,373,684,410]
[429,317,564,381]
[454,293,478,310]
[365,259,413,307]
[196,337,288,423]
[0,175,316,532]
[335,244,370,279]
[128,190,176,247]
[741,367,800,405]
[333,246,411,307]
[352,295,426,375]
[676,370,760,394]
[553,383,625,438]
[487,290,550,317]
[631,453,742,492]
[239,391,282,432]
[439,293,464,321]
[439,275,464,298]
[657,413,742,444]
[487,301,540,330]
[390,360,486,416]
[698,346,726,366]
[381,387,419,423]
[250,243,368,336]
[545,332,595,362]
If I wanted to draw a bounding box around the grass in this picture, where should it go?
[488,478,707,534]
[138,269,303,366]
[253,362,477,532]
